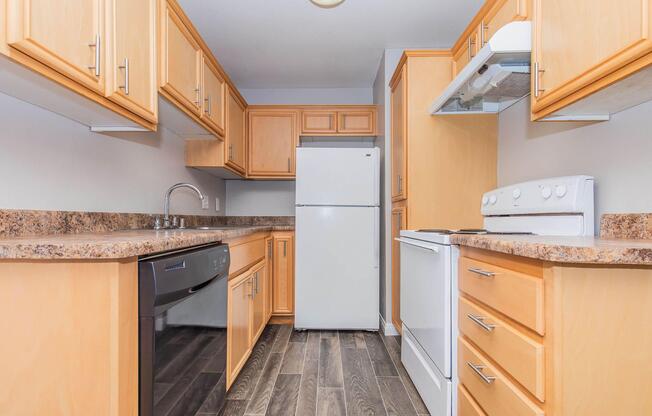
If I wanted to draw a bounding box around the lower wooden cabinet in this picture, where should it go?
[272,232,294,316]
[227,268,253,388]
[265,236,274,321]
[391,203,406,334]
[250,262,266,343]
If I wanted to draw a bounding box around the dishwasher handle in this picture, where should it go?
[395,237,440,253]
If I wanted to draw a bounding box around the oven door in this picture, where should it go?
[398,237,452,378]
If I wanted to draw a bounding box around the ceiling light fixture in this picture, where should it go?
[310,0,345,8]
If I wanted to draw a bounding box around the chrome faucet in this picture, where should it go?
[163,183,206,228]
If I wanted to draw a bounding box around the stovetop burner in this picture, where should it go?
[416,228,535,236]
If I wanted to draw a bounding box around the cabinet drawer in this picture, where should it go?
[459,257,544,335]
[459,384,487,416]
[459,337,544,416]
[226,235,266,277]
[459,297,545,401]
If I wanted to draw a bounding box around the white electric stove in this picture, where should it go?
[398,175,595,416]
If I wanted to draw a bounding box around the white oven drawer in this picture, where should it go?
[398,236,452,377]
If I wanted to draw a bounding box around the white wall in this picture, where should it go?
[240,88,373,105]
[499,98,652,231]
[0,92,225,215]
[225,181,295,216]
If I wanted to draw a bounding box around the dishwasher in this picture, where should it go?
[138,242,230,416]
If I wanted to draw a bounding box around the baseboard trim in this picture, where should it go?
[269,315,294,325]
[379,314,400,336]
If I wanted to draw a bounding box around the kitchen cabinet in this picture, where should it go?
[6,0,105,94]
[105,0,157,123]
[531,0,652,120]
[481,0,529,46]
[299,106,377,136]
[225,86,247,173]
[201,56,226,137]
[250,262,266,344]
[272,232,294,316]
[458,246,652,416]
[247,109,298,178]
[452,27,479,77]
[302,110,338,134]
[390,65,407,201]
[265,236,274,321]
[391,204,406,334]
[337,109,375,135]
[227,269,253,388]
[159,0,202,116]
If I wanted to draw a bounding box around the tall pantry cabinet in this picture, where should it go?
[389,50,497,333]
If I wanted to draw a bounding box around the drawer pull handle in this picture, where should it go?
[467,362,496,384]
[468,267,495,278]
[467,314,495,332]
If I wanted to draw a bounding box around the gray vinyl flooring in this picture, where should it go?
[215,324,430,416]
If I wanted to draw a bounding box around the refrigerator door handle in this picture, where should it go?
[374,207,380,268]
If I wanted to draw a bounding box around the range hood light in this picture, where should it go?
[310,0,345,8]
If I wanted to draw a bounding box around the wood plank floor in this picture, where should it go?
[215,324,430,416]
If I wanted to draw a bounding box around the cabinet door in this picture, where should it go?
[480,0,529,47]
[159,2,201,115]
[201,56,226,137]
[248,111,298,177]
[7,0,105,93]
[391,205,406,334]
[265,236,274,321]
[272,234,294,315]
[390,67,407,201]
[301,110,337,135]
[532,0,652,112]
[337,110,375,135]
[106,0,157,122]
[225,87,246,173]
[251,264,266,343]
[452,27,479,76]
[227,272,253,388]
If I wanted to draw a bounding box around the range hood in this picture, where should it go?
[430,21,532,115]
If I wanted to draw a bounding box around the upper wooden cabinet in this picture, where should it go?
[201,56,226,137]
[7,0,105,94]
[225,86,246,174]
[531,0,652,120]
[247,109,298,178]
[159,1,202,116]
[105,0,157,123]
[481,0,529,47]
[453,27,479,77]
[390,65,407,202]
[300,106,377,136]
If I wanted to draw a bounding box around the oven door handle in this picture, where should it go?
[395,238,440,253]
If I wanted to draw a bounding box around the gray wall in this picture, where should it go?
[0,92,225,215]
[240,88,373,105]
[498,98,652,232]
[225,181,295,216]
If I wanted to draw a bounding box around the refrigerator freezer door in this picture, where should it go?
[295,206,379,330]
[296,147,379,206]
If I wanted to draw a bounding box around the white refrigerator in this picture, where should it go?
[295,147,380,330]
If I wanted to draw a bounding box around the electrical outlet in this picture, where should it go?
[215,197,220,212]
[201,198,209,210]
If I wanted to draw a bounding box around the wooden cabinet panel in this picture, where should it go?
[391,204,406,335]
[106,0,157,122]
[453,27,479,76]
[458,385,487,416]
[337,110,375,135]
[7,0,105,94]
[460,257,544,335]
[301,110,337,134]
[227,272,253,388]
[251,263,266,343]
[264,236,274,321]
[272,233,294,315]
[225,233,266,278]
[201,56,226,137]
[248,111,298,177]
[531,0,652,114]
[459,296,545,401]
[159,2,201,115]
[459,337,544,416]
[390,66,407,202]
[481,0,529,46]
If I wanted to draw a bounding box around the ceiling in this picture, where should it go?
[178,0,483,89]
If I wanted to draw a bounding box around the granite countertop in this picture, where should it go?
[0,225,294,260]
[450,234,652,265]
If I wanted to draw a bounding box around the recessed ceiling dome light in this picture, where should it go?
[310,0,345,8]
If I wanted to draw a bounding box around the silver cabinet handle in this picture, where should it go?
[118,58,129,95]
[204,94,211,115]
[228,144,233,161]
[398,174,402,193]
[287,158,291,172]
[247,279,253,298]
[468,267,495,278]
[534,62,545,98]
[468,36,472,60]
[480,23,488,46]
[467,362,496,384]
[194,87,200,106]
[283,241,287,257]
[268,241,273,257]
[467,314,495,332]
[88,34,101,76]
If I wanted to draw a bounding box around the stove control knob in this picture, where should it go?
[489,195,498,205]
[482,196,489,206]
[512,188,521,199]
[541,186,552,200]
[555,185,567,198]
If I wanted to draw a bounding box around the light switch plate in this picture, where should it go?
[215,197,220,212]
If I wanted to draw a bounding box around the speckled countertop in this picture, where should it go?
[0,226,294,260]
[450,234,652,265]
